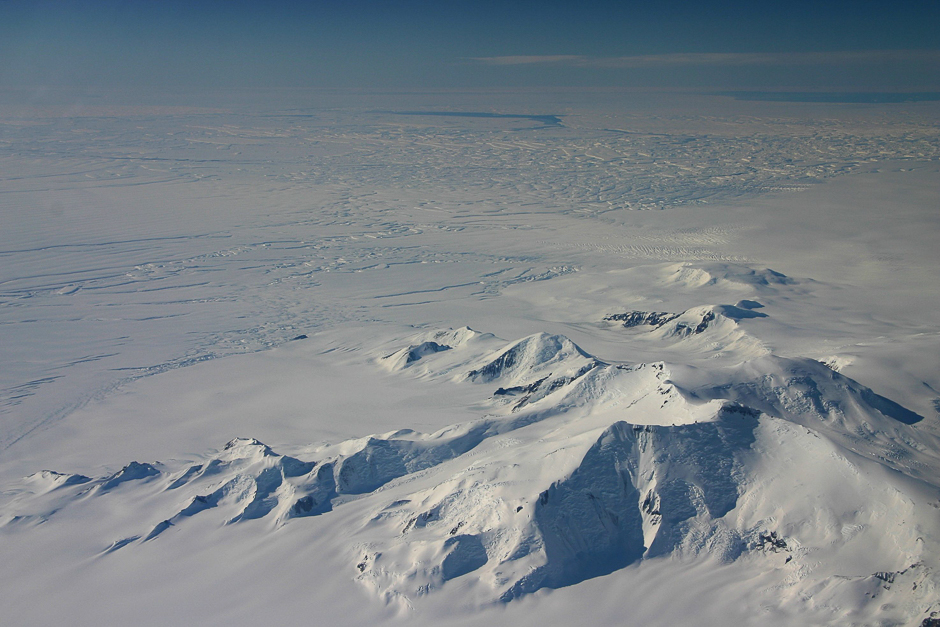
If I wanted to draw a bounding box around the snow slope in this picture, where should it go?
[4,327,939,625]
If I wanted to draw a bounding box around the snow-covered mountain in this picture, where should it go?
[2,93,939,627]
[6,326,938,624]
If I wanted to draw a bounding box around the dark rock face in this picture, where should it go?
[694,311,716,334]
[604,311,679,328]
[467,344,522,381]
[494,377,548,397]
[670,310,717,337]
[494,361,599,411]
[405,341,450,364]
[756,530,788,552]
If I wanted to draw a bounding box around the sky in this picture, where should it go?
[1,0,939,93]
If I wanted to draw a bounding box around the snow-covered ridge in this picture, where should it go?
[4,327,938,622]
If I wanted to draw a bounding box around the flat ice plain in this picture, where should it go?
[2,89,940,626]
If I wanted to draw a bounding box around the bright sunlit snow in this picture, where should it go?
[2,90,939,626]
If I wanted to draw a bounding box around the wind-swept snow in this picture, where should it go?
[1,91,939,626]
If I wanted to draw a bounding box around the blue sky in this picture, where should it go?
[2,0,938,91]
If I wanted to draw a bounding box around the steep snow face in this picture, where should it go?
[498,415,760,601]
[672,355,940,483]
[4,328,938,623]
[352,402,930,610]
[464,332,598,385]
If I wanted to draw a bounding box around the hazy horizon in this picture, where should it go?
[3,0,938,93]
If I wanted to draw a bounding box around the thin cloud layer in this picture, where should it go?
[470,50,940,69]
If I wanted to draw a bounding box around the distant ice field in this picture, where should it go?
[1,90,939,625]
[721,91,940,103]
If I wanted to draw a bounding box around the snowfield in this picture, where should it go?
[1,90,939,626]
